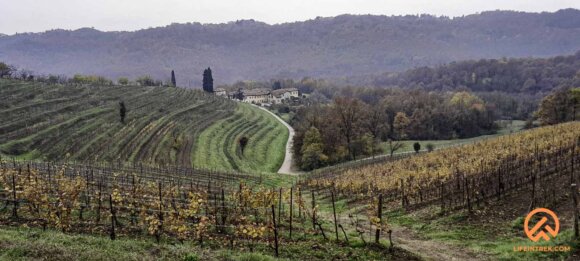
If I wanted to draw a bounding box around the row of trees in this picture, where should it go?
[0,61,215,89]
[0,64,173,87]
[292,91,497,170]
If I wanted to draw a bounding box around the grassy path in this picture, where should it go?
[258,106,298,174]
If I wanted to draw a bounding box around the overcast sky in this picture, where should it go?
[1,0,579,35]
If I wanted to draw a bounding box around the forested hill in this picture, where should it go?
[340,51,580,93]
[1,9,580,85]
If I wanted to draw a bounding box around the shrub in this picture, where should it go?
[511,216,525,231]
[183,253,199,261]
[413,142,421,153]
[239,136,249,154]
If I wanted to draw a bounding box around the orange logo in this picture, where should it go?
[524,208,560,242]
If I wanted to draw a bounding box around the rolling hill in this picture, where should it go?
[0,79,287,173]
[334,51,580,93]
[1,9,579,85]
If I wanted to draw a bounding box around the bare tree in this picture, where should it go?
[362,103,388,140]
[333,97,362,160]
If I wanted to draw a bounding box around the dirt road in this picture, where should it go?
[256,106,298,175]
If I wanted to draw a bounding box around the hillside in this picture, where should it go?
[1,9,580,84]
[0,79,287,173]
[336,51,580,93]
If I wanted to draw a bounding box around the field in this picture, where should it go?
[303,122,580,260]
[0,160,418,260]
[309,122,579,195]
[0,79,287,173]
[379,120,526,154]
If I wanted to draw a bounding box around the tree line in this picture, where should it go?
[0,61,217,92]
[366,51,580,94]
[292,90,497,170]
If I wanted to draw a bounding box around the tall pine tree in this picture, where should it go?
[171,70,176,87]
[202,67,213,92]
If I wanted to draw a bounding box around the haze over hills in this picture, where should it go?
[0,9,579,86]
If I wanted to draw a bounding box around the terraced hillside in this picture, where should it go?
[193,103,289,173]
[0,79,287,173]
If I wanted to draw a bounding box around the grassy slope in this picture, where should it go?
[382,197,580,260]
[0,224,420,261]
[304,177,579,261]
[0,79,287,174]
[193,103,288,173]
[0,226,265,261]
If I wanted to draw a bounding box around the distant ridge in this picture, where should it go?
[0,9,579,85]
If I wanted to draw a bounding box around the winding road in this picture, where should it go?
[256,106,298,175]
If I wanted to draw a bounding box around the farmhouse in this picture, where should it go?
[271,88,299,104]
[241,88,272,103]
[230,87,300,104]
[213,88,227,97]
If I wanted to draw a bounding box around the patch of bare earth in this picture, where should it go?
[393,226,491,261]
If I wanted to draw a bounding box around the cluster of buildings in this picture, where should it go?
[213,87,300,104]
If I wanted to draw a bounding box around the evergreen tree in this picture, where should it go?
[202,67,214,92]
[239,136,249,154]
[413,142,421,153]
[119,101,126,124]
[171,70,176,87]
[272,81,282,90]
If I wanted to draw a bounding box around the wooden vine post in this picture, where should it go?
[11,168,19,219]
[572,183,579,239]
[271,204,279,257]
[572,146,576,186]
[221,188,226,232]
[465,176,472,215]
[289,187,293,239]
[298,187,302,219]
[400,179,407,209]
[331,190,339,241]
[375,194,383,244]
[311,191,316,230]
[109,194,116,240]
[156,182,164,243]
[439,178,445,213]
[278,188,283,227]
[528,171,536,213]
[97,181,102,224]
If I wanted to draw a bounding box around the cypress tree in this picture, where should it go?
[171,70,176,87]
[202,67,214,92]
[273,81,282,90]
[119,101,126,124]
